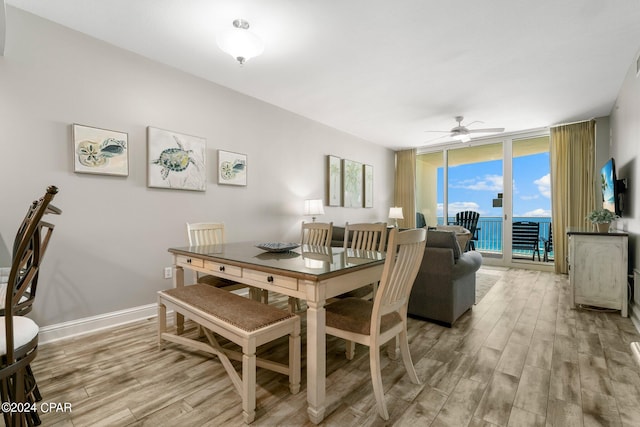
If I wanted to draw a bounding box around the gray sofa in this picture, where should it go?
[408,229,482,327]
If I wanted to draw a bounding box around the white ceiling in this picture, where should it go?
[7,0,640,150]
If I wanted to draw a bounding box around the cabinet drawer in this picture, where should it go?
[176,255,204,269]
[204,260,242,278]
[244,269,298,291]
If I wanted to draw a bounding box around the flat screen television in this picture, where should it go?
[600,157,624,216]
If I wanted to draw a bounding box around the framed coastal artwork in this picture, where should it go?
[342,159,363,208]
[72,124,128,176]
[218,150,247,186]
[327,155,342,206]
[363,164,373,208]
[147,127,206,191]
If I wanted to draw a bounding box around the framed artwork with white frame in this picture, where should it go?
[327,155,342,206]
[218,150,247,186]
[147,126,206,191]
[72,123,128,176]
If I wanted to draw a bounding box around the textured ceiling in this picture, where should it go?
[7,0,640,149]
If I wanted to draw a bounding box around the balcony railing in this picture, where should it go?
[437,216,553,261]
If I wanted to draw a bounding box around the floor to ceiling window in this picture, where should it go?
[416,132,551,268]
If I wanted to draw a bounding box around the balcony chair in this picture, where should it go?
[453,210,480,251]
[1,185,59,427]
[512,221,541,261]
[324,228,427,420]
[542,224,553,262]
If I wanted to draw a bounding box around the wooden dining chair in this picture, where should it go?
[337,222,388,301]
[344,222,387,252]
[186,222,246,292]
[286,222,335,312]
[1,185,59,427]
[301,221,333,246]
[325,228,427,420]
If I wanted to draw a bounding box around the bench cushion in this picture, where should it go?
[160,284,295,333]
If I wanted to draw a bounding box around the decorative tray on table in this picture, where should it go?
[255,242,300,253]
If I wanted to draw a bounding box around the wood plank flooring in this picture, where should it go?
[30,267,640,426]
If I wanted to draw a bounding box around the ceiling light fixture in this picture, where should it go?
[216,19,264,65]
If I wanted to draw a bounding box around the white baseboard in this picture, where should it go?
[38,303,162,344]
[37,288,250,345]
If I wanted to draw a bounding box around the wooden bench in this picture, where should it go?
[512,221,540,261]
[157,284,300,424]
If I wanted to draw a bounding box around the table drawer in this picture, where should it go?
[176,255,204,269]
[204,261,242,278]
[244,269,298,291]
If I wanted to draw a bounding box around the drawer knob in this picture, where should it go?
[219,266,225,272]
[267,276,274,283]
[187,258,192,264]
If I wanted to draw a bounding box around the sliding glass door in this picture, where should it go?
[417,132,551,268]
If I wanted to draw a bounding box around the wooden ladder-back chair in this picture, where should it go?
[186,222,246,292]
[1,185,60,427]
[325,228,427,420]
[512,221,541,261]
[289,222,334,312]
[301,221,333,246]
[344,222,387,252]
[337,222,387,301]
[453,211,480,251]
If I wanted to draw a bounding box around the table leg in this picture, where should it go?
[305,287,326,424]
[174,265,185,334]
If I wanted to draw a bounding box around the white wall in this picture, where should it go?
[610,47,640,272]
[0,7,395,327]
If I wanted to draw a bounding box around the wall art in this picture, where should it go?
[218,150,247,186]
[343,159,363,208]
[72,123,128,176]
[147,126,206,191]
[327,155,342,206]
[364,164,373,208]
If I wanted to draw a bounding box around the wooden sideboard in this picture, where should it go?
[567,228,629,317]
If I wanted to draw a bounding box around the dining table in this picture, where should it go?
[167,242,386,424]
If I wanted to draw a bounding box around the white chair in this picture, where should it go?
[301,221,333,246]
[325,228,426,420]
[186,222,244,291]
[344,222,387,252]
[338,222,388,300]
[288,222,334,312]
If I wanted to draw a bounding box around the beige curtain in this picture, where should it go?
[550,120,596,274]
[394,149,416,228]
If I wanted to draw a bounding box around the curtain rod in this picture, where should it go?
[549,118,595,128]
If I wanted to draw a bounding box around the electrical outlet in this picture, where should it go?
[164,267,173,279]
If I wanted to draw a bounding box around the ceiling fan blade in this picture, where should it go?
[468,127,505,133]
[423,130,451,133]
[424,134,449,143]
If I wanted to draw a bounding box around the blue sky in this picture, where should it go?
[437,152,551,218]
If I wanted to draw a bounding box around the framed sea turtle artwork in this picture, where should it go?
[147,127,206,191]
[72,124,128,176]
[217,150,247,186]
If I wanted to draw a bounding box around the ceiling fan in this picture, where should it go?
[425,116,505,143]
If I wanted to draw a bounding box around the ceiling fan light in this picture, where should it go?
[217,19,264,65]
[453,133,471,143]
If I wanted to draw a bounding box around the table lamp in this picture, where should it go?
[389,207,404,228]
[304,199,325,222]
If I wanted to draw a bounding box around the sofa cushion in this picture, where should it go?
[426,230,461,260]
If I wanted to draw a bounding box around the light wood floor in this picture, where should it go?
[31,267,640,426]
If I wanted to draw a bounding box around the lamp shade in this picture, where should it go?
[388,207,404,219]
[217,19,264,65]
[304,199,325,216]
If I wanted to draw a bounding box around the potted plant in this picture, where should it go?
[586,208,619,232]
